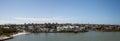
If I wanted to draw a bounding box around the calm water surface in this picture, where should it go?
[6,31,120,41]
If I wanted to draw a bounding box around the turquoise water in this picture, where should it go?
[6,31,120,41]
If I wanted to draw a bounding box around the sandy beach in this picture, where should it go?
[0,32,30,40]
[12,32,30,37]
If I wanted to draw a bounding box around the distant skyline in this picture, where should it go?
[0,0,120,24]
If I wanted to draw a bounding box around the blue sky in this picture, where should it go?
[0,0,120,24]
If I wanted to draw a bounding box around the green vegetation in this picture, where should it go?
[0,27,18,36]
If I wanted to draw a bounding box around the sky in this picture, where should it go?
[0,0,120,24]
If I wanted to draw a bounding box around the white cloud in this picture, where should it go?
[15,16,74,21]
[0,16,77,24]
[0,16,119,25]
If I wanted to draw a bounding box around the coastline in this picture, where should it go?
[0,36,13,41]
[0,32,30,41]
[12,32,30,37]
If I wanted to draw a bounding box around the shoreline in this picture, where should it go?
[0,32,30,41]
[12,32,30,37]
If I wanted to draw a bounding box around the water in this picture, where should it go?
[6,31,120,41]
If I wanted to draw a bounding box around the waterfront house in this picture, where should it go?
[3,26,10,29]
[57,25,81,32]
[57,26,64,32]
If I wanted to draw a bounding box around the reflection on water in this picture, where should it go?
[6,31,120,41]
